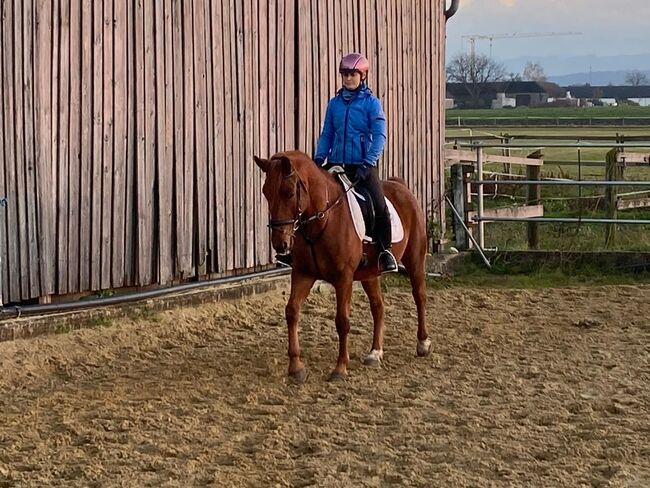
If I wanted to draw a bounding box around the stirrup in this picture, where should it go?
[378,250,398,274]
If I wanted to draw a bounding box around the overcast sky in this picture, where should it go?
[446,0,650,62]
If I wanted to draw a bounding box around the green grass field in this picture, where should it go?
[444,124,650,252]
[446,106,650,119]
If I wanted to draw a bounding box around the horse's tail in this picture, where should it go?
[387,176,409,188]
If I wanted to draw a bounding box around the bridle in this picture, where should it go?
[267,170,342,243]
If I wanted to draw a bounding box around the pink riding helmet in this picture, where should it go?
[339,53,370,78]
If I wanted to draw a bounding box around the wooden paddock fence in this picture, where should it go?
[0,0,448,305]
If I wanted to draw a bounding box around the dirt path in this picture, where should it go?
[1,283,649,487]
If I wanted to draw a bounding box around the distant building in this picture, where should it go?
[446,81,567,109]
[492,92,516,109]
[566,85,650,107]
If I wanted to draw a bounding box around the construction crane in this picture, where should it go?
[462,32,582,57]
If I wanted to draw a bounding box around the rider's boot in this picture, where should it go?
[378,247,398,273]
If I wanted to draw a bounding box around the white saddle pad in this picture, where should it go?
[327,166,404,243]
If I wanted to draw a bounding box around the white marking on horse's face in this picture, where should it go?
[417,338,432,356]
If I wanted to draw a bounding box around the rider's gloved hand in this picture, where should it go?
[355,164,372,181]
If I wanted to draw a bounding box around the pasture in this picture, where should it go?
[447,106,650,120]
[446,126,650,251]
[1,278,649,486]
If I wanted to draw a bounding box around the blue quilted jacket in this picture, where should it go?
[313,85,387,166]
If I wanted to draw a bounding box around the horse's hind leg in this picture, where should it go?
[401,245,431,357]
[361,277,385,367]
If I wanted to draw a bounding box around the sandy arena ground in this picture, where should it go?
[1,282,649,487]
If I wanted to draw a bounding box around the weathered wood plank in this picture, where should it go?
[257,0,269,265]
[266,0,276,154]
[91,0,104,290]
[284,0,295,150]
[468,205,544,221]
[316,2,326,152]
[222,0,235,271]
[100,0,114,290]
[438,4,447,232]
[233,0,244,268]
[111,0,127,288]
[244,0,255,268]
[171,0,187,277]
[162,0,175,279]
[211,0,226,272]
[617,152,650,165]
[445,149,545,167]
[386,0,395,178]
[67,0,81,293]
[193,0,208,276]
[203,0,215,273]
[52,0,69,295]
[12,0,30,299]
[617,197,650,210]
[297,0,308,152]
[134,0,145,283]
[144,0,157,283]
[424,0,432,210]
[327,0,335,96]
[251,0,263,265]
[123,0,136,285]
[182,0,196,276]
[22,0,41,298]
[0,0,9,302]
[394,0,401,179]
[310,0,319,151]
[79,0,92,291]
[274,0,283,153]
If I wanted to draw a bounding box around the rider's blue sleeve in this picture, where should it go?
[364,97,387,166]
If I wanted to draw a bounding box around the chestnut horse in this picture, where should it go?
[254,150,430,383]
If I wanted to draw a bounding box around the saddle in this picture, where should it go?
[328,166,404,244]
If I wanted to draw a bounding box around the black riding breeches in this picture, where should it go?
[354,166,391,251]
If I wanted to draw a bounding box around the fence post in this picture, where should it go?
[451,163,473,250]
[476,147,485,249]
[526,150,543,250]
[605,147,622,247]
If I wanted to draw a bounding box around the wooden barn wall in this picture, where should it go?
[297,0,447,232]
[0,0,447,304]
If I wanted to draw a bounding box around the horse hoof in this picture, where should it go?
[417,338,432,357]
[363,349,383,368]
[289,368,309,384]
[327,371,347,382]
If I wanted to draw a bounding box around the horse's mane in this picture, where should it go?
[271,150,336,186]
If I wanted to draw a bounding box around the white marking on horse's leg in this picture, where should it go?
[363,349,383,367]
[417,338,432,357]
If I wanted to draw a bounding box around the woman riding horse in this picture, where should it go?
[279,53,398,274]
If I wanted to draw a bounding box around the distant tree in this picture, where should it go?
[508,72,522,82]
[446,53,507,107]
[624,70,649,86]
[522,61,547,82]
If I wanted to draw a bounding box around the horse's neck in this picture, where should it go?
[305,171,356,242]
[308,171,344,213]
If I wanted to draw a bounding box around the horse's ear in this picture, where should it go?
[253,156,270,173]
[278,155,293,176]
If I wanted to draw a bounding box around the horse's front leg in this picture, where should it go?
[285,271,316,384]
[329,278,353,381]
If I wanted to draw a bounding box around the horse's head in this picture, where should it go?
[254,153,306,255]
